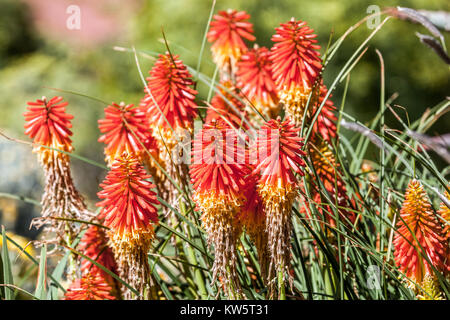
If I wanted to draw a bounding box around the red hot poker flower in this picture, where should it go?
[97,153,160,299]
[98,102,154,165]
[236,45,280,120]
[64,272,116,300]
[270,18,322,91]
[97,153,159,242]
[23,96,73,163]
[394,180,446,285]
[207,9,255,77]
[270,19,322,127]
[253,118,306,188]
[24,96,93,262]
[190,119,252,299]
[252,117,306,297]
[140,53,198,132]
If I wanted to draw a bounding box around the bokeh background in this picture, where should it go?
[0,0,449,242]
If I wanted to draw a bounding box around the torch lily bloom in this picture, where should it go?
[140,52,197,133]
[23,96,93,272]
[97,153,160,299]
[252,117,306,298]
[98,102,156,166]
[64,272,116,300]
[207,9,255,79]
[394,180,446,287]
[189,119,252,299]
[270,18,323,127]
[140,52,198,209]
[236,45,280,120]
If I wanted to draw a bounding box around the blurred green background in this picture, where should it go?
[0,0,449,238]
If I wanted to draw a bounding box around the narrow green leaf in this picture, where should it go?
[2,226,14,300]
[35,244,47,300]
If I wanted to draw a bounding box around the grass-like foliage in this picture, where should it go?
[0,5,449,300]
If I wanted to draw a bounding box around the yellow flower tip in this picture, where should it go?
[109,228,155,261]
[258,183,297,209]
[416,274,444,300]
[279,83,320,127]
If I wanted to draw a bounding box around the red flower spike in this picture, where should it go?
[270,18,322,92]
[23,96,73,163]
[236,46,280,119]
[97,153,159,240]
[394,180,446,285]
[98,102,154,165]
[189,119,252,298]
[252,117,306,297]
[270,19,323,127]
[253,118,306,188]
[140,53,198,132]
[64,272,116,300]
[24,96,94,255]
[207,9,255,76]
[190,119,250,207]
[96,153,160,299]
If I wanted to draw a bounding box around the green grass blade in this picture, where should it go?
[34,244,47,300]
[1,226,14,300]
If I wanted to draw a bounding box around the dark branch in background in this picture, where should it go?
[407,130,450,164]
[339,119,388,153]
[415,33,450,65]
[386,6,450,64]
[418,10,450,32]
[386,7,444,41]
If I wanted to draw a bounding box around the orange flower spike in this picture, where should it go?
[270,19,322,91]
[394,180,446,285]
[236,46,280,119]
[140,53,198,132]
[254,118,306,188]
[98,102,152,165]
[253,117,306,297]
[24,97,93,269]
[270,19,323,126]
[207,9,255,78]
[96,153,160,299]
[64,272,116,300]
[23,96,73,163]
[97,154,159,240]
[189,119,251,298]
